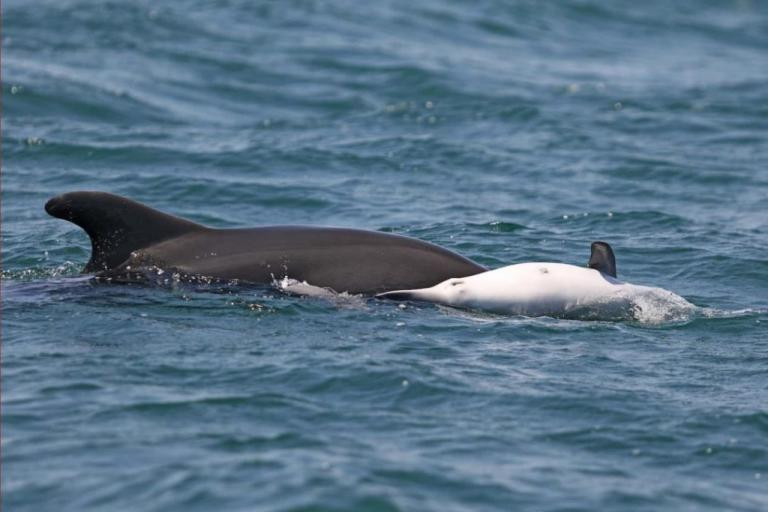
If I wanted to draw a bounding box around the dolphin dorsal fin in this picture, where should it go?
[45,191,205,272]
[588,241,617,278]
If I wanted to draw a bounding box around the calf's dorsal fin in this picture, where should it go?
[45,191,205,272]
[588,241,617,278]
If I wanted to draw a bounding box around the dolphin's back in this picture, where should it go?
[140,225,484,294]
[45,191,486,294]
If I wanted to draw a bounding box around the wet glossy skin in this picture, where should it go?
[46,191,487,294]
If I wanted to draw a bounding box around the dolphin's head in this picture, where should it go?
[428,277,470,305]
[376,276,469,305]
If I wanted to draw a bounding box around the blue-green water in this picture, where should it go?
[3,0,768,510]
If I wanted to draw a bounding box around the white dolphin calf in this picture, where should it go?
[378,242,688,320]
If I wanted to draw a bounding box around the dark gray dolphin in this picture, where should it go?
[45,191,486,294]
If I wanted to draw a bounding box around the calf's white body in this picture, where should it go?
[379,262,658,317]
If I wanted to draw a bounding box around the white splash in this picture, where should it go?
[275,277,367,309]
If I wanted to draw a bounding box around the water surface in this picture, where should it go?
[3,1,768,510]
